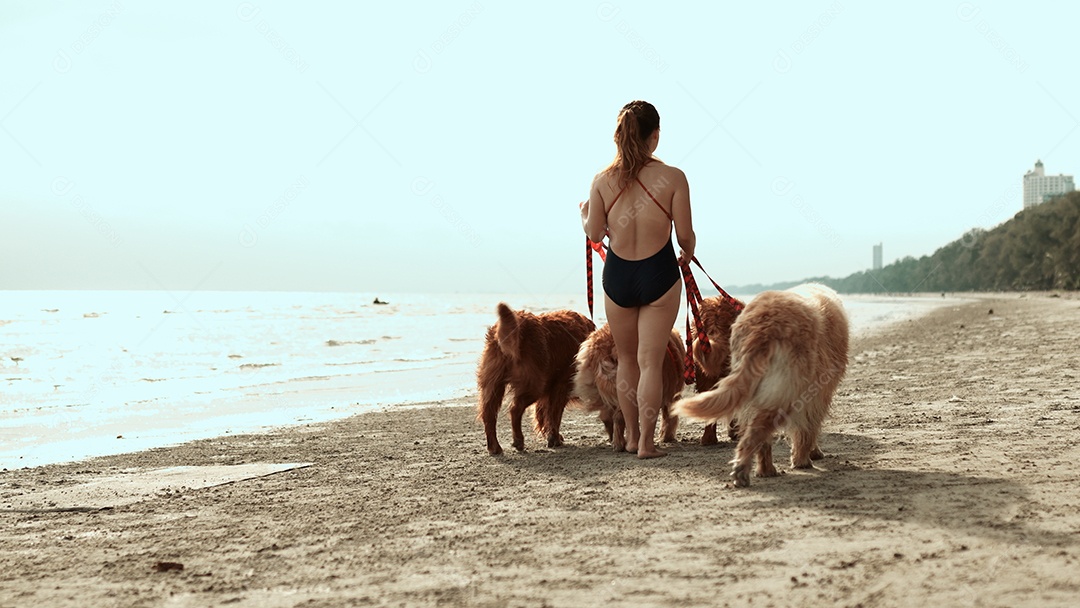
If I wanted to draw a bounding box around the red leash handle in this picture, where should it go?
[586,238,595,319]
[585,237,607,319]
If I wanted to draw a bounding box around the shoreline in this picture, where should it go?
[2,293,1079,606]
[3,292,968,471]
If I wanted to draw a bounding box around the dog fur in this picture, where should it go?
[476,303,595,455]
[571,324,685,451]
[689,295,745,445]
[676,283,849,487]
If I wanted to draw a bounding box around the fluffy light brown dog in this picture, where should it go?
[676,283,849,487]
[476,303,595,455]
[690,295,746,445]
[572,324,684,451]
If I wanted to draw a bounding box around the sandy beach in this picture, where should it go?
[1,293,1078,607]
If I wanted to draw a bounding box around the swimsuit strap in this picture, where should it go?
[635,177,673,221]
[605,176,673,221]
[604,184,630,215]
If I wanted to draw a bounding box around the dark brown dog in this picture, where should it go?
[476,303,595,455]
[571,324,684,451]
[690,295,745,444]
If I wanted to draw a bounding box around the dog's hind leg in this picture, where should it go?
[510,395,533,452]
[611,409,627,452]
[791,426,821,469]
[538,396,565,448]
[700,423,718,446]
[598,408,615,441]
[731,410,781,487]
[659,408,678,443]
[537,380,570,448]
[755,440,779,478]
[479,381,506,456]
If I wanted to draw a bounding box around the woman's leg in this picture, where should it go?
[635,280,682,459]
[604,294,640,452]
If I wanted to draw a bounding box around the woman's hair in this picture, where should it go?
[604,100,660,188]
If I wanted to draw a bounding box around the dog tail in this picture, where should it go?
[675,341,775,423]
[494,302,521,360]
[571,339,602,409]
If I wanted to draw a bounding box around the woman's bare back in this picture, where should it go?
[595,161,691,261]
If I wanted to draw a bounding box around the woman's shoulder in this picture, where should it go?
[592,168,617,190]
[646,160,687,183]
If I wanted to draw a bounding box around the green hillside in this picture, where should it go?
[735,191,1080,294]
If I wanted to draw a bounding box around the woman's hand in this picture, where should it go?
[677,248,693,266]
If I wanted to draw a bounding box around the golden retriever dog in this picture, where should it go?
[571,324,685,451]
[676,283,849,487]
[690,295,745,445]
[477,303,595,455]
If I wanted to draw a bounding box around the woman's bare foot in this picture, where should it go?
[637,447,667,459]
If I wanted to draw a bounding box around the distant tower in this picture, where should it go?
[872,243,883,270]
[1023,159,1075,209]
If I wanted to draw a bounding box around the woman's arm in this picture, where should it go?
[582,175,608,243]
[670,167,696,265]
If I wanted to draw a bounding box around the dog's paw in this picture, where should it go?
[731,464,751,488]
[547,433,564,448]
[791,461,816,470]
[700,424,719,446]
[810,448,825,460]
[727,420,741,441]
[756,462,780,478]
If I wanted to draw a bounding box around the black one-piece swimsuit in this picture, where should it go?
[602,177,681,308]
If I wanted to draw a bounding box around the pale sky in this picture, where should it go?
[2,1,1078,294]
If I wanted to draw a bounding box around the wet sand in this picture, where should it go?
[1,293,1078,607]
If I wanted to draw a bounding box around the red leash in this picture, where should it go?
[586,237,606,320]
[688,256,743,307]
[680,260,706,385]
[680,256,743,385]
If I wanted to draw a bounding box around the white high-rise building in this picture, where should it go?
[872,243,882,270]
[1023,160,1074,209]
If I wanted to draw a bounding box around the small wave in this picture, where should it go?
[325,360,378,367]
[325,339,377,347]
[41,309,59,313]
[83,312,104,318]
[239,362,280,370]
[140,378,167,383]
[447,338,474,342]
[289,375,333,383]
[228,354,243,359]
[381,336,400,340]
[391,354,452,363]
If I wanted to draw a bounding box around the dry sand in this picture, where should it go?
[1,293,1079,607]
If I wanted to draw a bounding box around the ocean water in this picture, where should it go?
[0,290,962,469]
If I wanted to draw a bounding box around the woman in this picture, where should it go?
[580,100,696,459]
